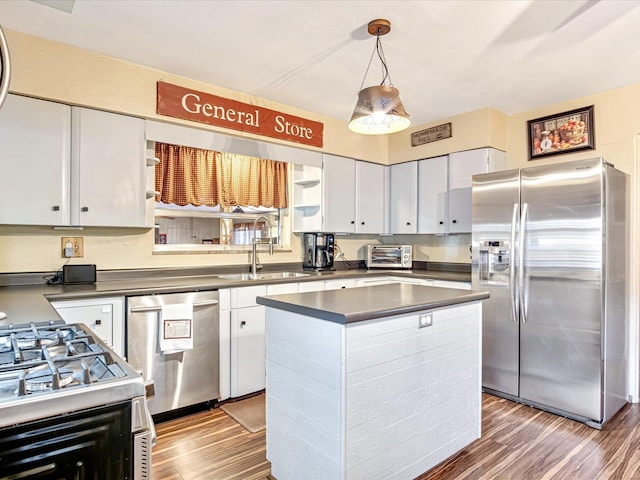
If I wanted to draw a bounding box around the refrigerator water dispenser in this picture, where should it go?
[478,240,510,286]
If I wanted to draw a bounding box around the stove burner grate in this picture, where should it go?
[24,367,74,392]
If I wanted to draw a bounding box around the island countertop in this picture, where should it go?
[256,283,489,324]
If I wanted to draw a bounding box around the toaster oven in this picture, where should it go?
[365,244,413,269]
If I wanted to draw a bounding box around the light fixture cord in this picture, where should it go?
[356,29,394,93]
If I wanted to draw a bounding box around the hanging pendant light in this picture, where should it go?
[348,19,410,135]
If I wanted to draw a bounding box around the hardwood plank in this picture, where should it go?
[152,395,640,480]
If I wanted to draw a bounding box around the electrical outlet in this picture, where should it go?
[61,237,84,258]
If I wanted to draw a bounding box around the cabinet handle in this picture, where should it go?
[95,319,102,325]
[51,205,60,212]
[452,219,457,223]
[81,207,89,212]
[361,222,365,225]
[439,221,444,225]
[406,222,411,226]
[350,220,355,224]
[240,320,246,327]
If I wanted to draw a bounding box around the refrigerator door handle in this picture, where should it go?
[518,202,528,323]
[510,203,519,322]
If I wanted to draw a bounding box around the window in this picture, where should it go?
[153,142,289,252]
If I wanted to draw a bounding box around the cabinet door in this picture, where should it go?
[298,280,325,292]
[231,305,266,397]
[449,148,502,233]
[324,278,356,290]
[432,280,472,290]
[0,94,71,225]
[72,107,146,227]
[418,156,448,234]
[51,303,115,353]
[355,277,395,287]
[389,162,418,233]
[355,161,386,233]
[323,154,356,233]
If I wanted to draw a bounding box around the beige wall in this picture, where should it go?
[388,108,508,163]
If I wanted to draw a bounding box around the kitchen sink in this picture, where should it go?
[216,272,311,281]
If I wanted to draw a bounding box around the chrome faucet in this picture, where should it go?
[251,215,274,278]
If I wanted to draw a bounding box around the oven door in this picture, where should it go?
[0,401,133,479]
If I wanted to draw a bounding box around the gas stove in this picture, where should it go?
[0,320,145,427]
[0,320,153,479]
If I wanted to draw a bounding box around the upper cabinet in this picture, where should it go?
[355,161,386,234]
[323,154,387,234]
[72,107,147,227]
[0,94,71,225]
[389,161,418,234]
[0,94,148,228]
[417,155,448,235]
[323,154,356,233]
[419,148,506,234]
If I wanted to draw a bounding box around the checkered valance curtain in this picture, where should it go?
[154,142,288,208]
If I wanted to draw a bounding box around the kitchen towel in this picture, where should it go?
[159,303,194,354]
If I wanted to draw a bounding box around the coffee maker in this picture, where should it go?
[303,233,335,271]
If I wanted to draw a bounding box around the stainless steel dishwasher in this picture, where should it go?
[126,290,219,416]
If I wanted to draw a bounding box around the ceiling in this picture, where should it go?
[1,0,639,127]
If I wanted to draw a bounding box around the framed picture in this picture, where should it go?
[527,105,595,160]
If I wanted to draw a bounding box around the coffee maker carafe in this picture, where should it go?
[303,233,335,271]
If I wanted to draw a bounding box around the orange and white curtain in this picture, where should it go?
[154,143,288,208]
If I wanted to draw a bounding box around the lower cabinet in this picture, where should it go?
[228,283,298,398]
[432,280,472,290]
[230,305,266,397]
[49,296,124,356]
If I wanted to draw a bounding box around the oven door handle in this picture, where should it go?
[129,300,218,313]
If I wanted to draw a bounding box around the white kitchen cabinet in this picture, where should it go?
[323,154,356,233]
[432,280,472,290]
[0,94,71,225]
[323,154,386,234]
[389,276,433,286]
[447,148,505,233]
[298,280,326,292]
[389,161,418,234]
[355,277,397,287]
[229,285,267,397]
[418,156,448,235]
[418,148,506,234]
[355,161,386,233]
[72,107,147,227]
[0,94,148,227]
[49,296,124,356]
[292,164,323,232]
[231,305,266,397]
[324,278,357,290]
[266,283,299,295]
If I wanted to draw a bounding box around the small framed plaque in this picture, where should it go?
[411,122,452,146]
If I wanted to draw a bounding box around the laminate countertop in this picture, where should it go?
[257,283,488,324]
[0,268,471,325]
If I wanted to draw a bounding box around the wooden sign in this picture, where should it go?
[411,122,452,146]
[157,82,323,148]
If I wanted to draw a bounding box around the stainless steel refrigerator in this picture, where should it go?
[472,157,629,429]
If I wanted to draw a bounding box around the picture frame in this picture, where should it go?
[527,105,595,160]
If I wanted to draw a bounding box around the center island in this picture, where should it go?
[256,283,489,480]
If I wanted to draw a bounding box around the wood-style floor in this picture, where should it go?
[152,394,640,480]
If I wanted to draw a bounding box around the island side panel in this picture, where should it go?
[345,302,482,480]
[265,308,346,480]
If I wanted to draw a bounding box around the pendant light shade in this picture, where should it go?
[348,19,410,135]
[348,85,410,135]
